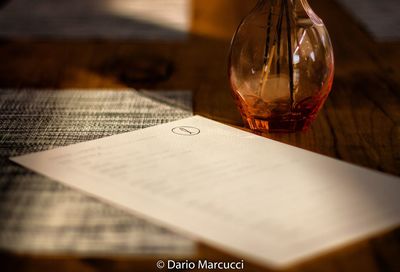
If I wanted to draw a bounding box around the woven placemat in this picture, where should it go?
[0,89,195,255]
[0,0,190,40]
[335,0,400,41]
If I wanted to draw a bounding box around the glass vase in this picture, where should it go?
[228,0,334,132]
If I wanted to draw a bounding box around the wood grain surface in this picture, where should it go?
[0,0,399,271]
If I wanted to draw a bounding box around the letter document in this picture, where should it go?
[11,116,400,269]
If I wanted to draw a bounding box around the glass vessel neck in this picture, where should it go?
[255,0,322,26]
[256,0,297,5]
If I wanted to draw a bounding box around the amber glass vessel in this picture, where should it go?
[229,0,334,132]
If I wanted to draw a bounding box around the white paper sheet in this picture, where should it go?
[11,116,400,269]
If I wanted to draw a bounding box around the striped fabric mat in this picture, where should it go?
[335,0,400,41]
[0,89,195,255]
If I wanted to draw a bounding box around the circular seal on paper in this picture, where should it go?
[172,126,200,136]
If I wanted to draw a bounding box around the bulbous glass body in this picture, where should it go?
[229,0,334,132]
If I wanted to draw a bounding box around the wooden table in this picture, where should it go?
[1,0,399,271]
